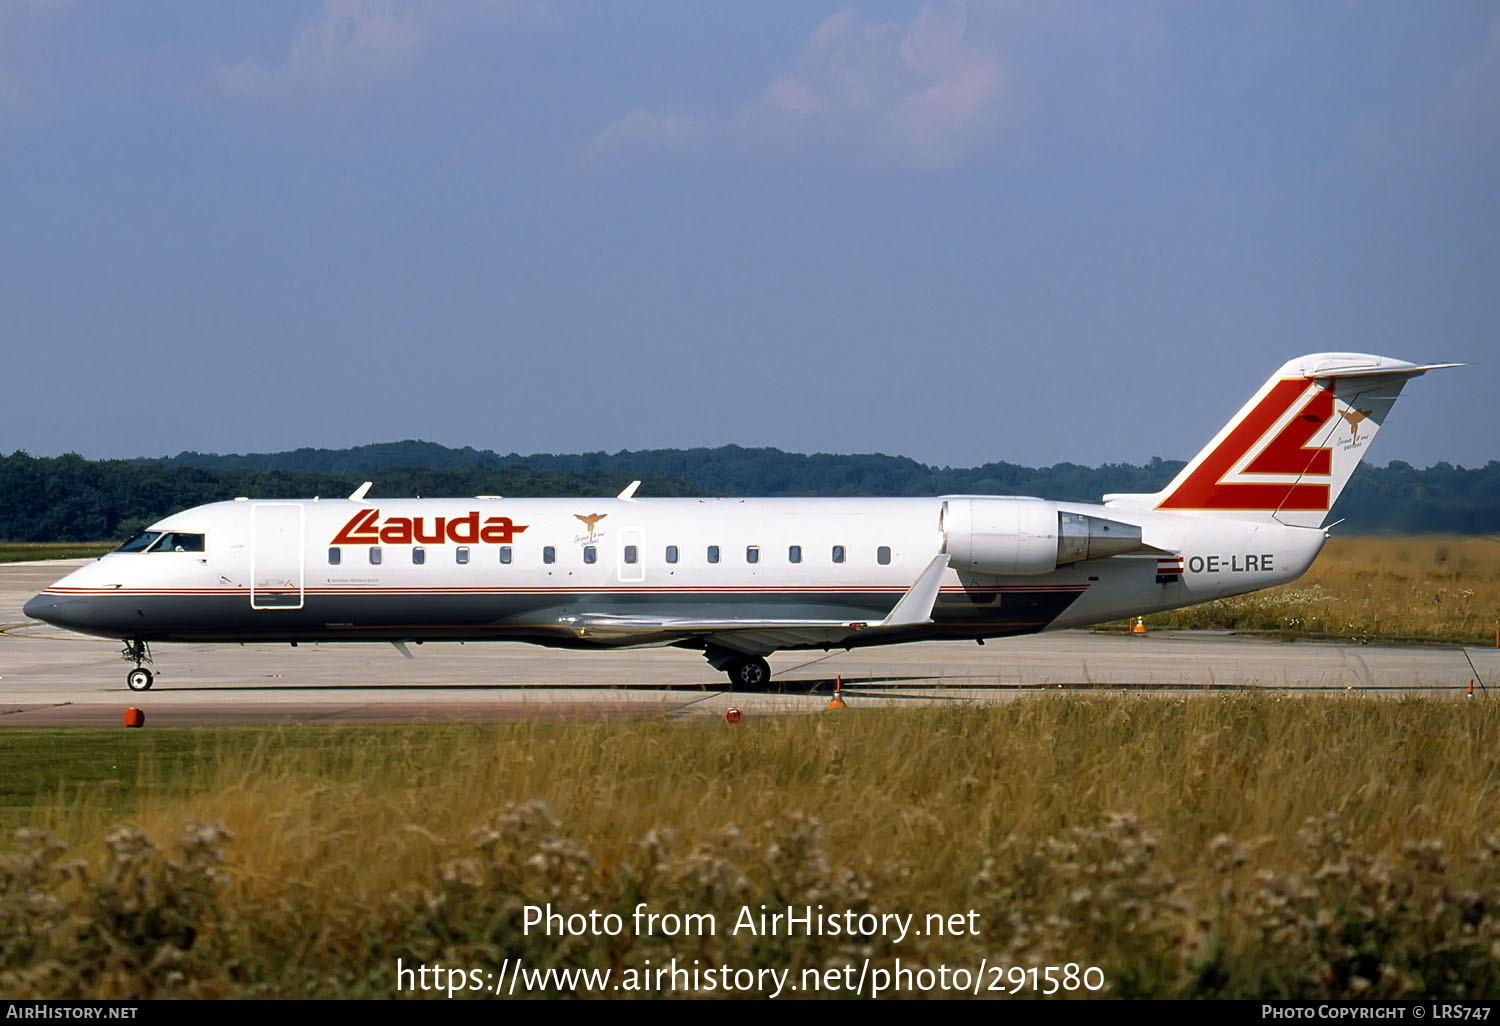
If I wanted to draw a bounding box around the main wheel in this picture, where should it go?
[726,656,771,689]
[127,668,154,691]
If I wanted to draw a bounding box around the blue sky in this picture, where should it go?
[2,1,1496,471]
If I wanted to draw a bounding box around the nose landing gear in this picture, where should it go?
[122,640,154,691]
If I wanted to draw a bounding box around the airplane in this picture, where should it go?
[23,352,1454,692]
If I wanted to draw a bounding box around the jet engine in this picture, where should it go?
[940,497,1144,575]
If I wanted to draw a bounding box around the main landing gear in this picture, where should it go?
[724,655,771,689]
[122,639,154,691]
[704,645,774,688]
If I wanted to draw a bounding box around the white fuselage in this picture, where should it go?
[27,494,1325,654]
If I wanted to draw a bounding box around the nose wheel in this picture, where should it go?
[122,639,154,691]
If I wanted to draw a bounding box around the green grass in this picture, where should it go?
[0,727,311,834]
[0,725,533,834]
[0,542,114,563]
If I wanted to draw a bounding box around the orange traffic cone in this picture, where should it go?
[1131,616,1147,635]
[827,675,846,709]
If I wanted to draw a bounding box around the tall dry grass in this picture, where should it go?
[4,698,1500,998]
[1148,535,1500,643]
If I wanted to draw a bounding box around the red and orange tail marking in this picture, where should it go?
[1157,379,1335,513]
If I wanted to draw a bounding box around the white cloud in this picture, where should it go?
[603,1,1006,171]
[886,2,1005,166]
[747,1,1007,168]
[214,0,426,103]
[594,108,703,151]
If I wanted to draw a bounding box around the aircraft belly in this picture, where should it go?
[933,584,1088,627]
[33,583,1091,646]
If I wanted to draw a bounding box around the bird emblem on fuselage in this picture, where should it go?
[574,512,607,541]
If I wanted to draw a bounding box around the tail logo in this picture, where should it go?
[1338,407,1373,451]
[1158,379,1336,512]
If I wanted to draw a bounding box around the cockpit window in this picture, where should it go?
[115,532,162,553]
[154,532,206,553]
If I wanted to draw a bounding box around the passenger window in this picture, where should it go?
[328,547,341,566]
[499,546,512,565]
[543,546,556,565]
[707,545,720,564]
[832,545,846,564]
[665,545,679,564]
[456,546,469,564]
[412,547,426,565]
[788,545,801,564]
[624,545,638,564]
[746,545,760,564]
[584,546,597,565]
[369,547,382,565]
[878,546,892,565]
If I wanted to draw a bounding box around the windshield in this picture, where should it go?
[112,531,206,553]
[115,532,162,553]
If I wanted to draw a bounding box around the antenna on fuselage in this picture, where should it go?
[348,481,373,502]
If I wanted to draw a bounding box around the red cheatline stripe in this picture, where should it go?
[45,583,1090,597]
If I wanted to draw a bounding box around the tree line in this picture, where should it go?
[0,452,696,543]
[1,443,1495,542]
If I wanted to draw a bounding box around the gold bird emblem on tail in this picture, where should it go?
[1339,408,1373,438]
[574,512,607,540]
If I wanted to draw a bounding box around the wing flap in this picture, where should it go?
[561,613,879,641]
[561,553,952,642]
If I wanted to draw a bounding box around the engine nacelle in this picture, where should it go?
[940,497,1144,575]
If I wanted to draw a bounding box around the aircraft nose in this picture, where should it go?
[23,592,89,632]
[22,593,53,622]
[22,590,133,637]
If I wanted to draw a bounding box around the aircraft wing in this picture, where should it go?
[560,553,951,648]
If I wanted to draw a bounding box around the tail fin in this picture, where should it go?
[1103,353,1458,528]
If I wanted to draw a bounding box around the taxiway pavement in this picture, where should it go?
[3,561,1494,726]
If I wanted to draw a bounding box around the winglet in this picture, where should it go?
[617,480,641,501]
[349,481,373,502]
[876,553,951,628]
